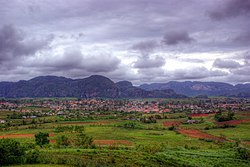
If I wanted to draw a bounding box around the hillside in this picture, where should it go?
[139,81,250,97]
[0,75,184,98]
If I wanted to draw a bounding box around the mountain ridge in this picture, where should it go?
[139,81,250,97]
[0,75,185,98]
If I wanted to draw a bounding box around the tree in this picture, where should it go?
[56,135,70,147]
[35,132,49,146]
[0,138,25,165]
[75,132,93,148]
[214,111,235,122]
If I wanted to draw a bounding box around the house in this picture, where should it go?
[0,119,6,123]
[187,120,200,124]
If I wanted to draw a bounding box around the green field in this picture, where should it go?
[0,105,250,166]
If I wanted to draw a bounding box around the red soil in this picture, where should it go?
[50,139,56,143]
[243,141,250,145]
[216,119,250,125]
[93,140,133,146]
[190,113,215,117]
[240,113,250,116]
[178,129,225,141]
[163,121,181,127]
[0,133,55,139]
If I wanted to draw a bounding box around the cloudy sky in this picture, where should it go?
[0,0,249,85]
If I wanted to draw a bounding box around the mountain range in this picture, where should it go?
[139,81,250,97]
[0,75,185,98]
[0,75,249,98]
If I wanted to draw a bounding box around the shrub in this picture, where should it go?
[214,111,235,122]
[120,121,142,129]
[75,132,93,148]
[236,146,249,160]
[35,132,49,146]
[0,138,25,165]
[56,135,70,147]
[168,126,176,131]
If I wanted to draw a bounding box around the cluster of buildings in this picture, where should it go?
[0,98,249,120]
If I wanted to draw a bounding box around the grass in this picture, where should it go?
[1,110,250,166]
[10,165,73,167]
[205,123,250,141]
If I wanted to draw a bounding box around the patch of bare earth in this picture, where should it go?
[178,129,225,141]
[163,121,181,127]
[216,119,250,125]
[0,133,54,139]
[93,140,133,146]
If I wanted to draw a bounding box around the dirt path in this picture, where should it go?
[178,129,225,141]
[163,121,181,127]
[215,119,250,125]
[0,133,54,139]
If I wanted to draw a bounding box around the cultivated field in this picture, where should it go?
[0,98,250,166]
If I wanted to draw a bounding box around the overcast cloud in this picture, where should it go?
[0,0,249,84]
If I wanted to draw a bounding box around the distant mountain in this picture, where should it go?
[139,81,250,97]
[0,75,184,98]
[116,81,185,98]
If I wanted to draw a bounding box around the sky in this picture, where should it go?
[0,0,250,85]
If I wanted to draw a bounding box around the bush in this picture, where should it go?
[35,132,49,146]
[75,132,93,148]
[214,111,235,122]
[25,149,40,164]
[168,126,176,131]
[236,147,249,160]
[56,135,70,147]
[0,138,25,165]
[120,121,142,129]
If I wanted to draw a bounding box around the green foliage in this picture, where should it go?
[25,149,40,164]
[119,121,142,129]
[56,135,70,147]
[0,138,25,165]
[54,125,84,133]
[214,111,235,122]
[236,146,249,160]
[35,132,49,146]
[75,132,93,148]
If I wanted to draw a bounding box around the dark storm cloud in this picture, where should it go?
[0,24,53,63]
[233,31,250,45]
[213,58,241,69]
[0,0,249,84]
[162,31,194,45]
[29,48,121,73]
[170,67,228,80]
[210,0,250,20]
[133,56,165,69]
[131,40,158,56]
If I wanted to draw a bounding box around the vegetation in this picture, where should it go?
[0,98,250,166]
[0,139,25,165]
[35,132,49,146]
[214,111,235,122]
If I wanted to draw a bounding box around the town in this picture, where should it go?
[0,97,249,123]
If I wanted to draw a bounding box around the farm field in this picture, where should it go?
[0,98,250,166]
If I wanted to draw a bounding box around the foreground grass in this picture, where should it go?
[26,148,250,167]
[10,165,72,167]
